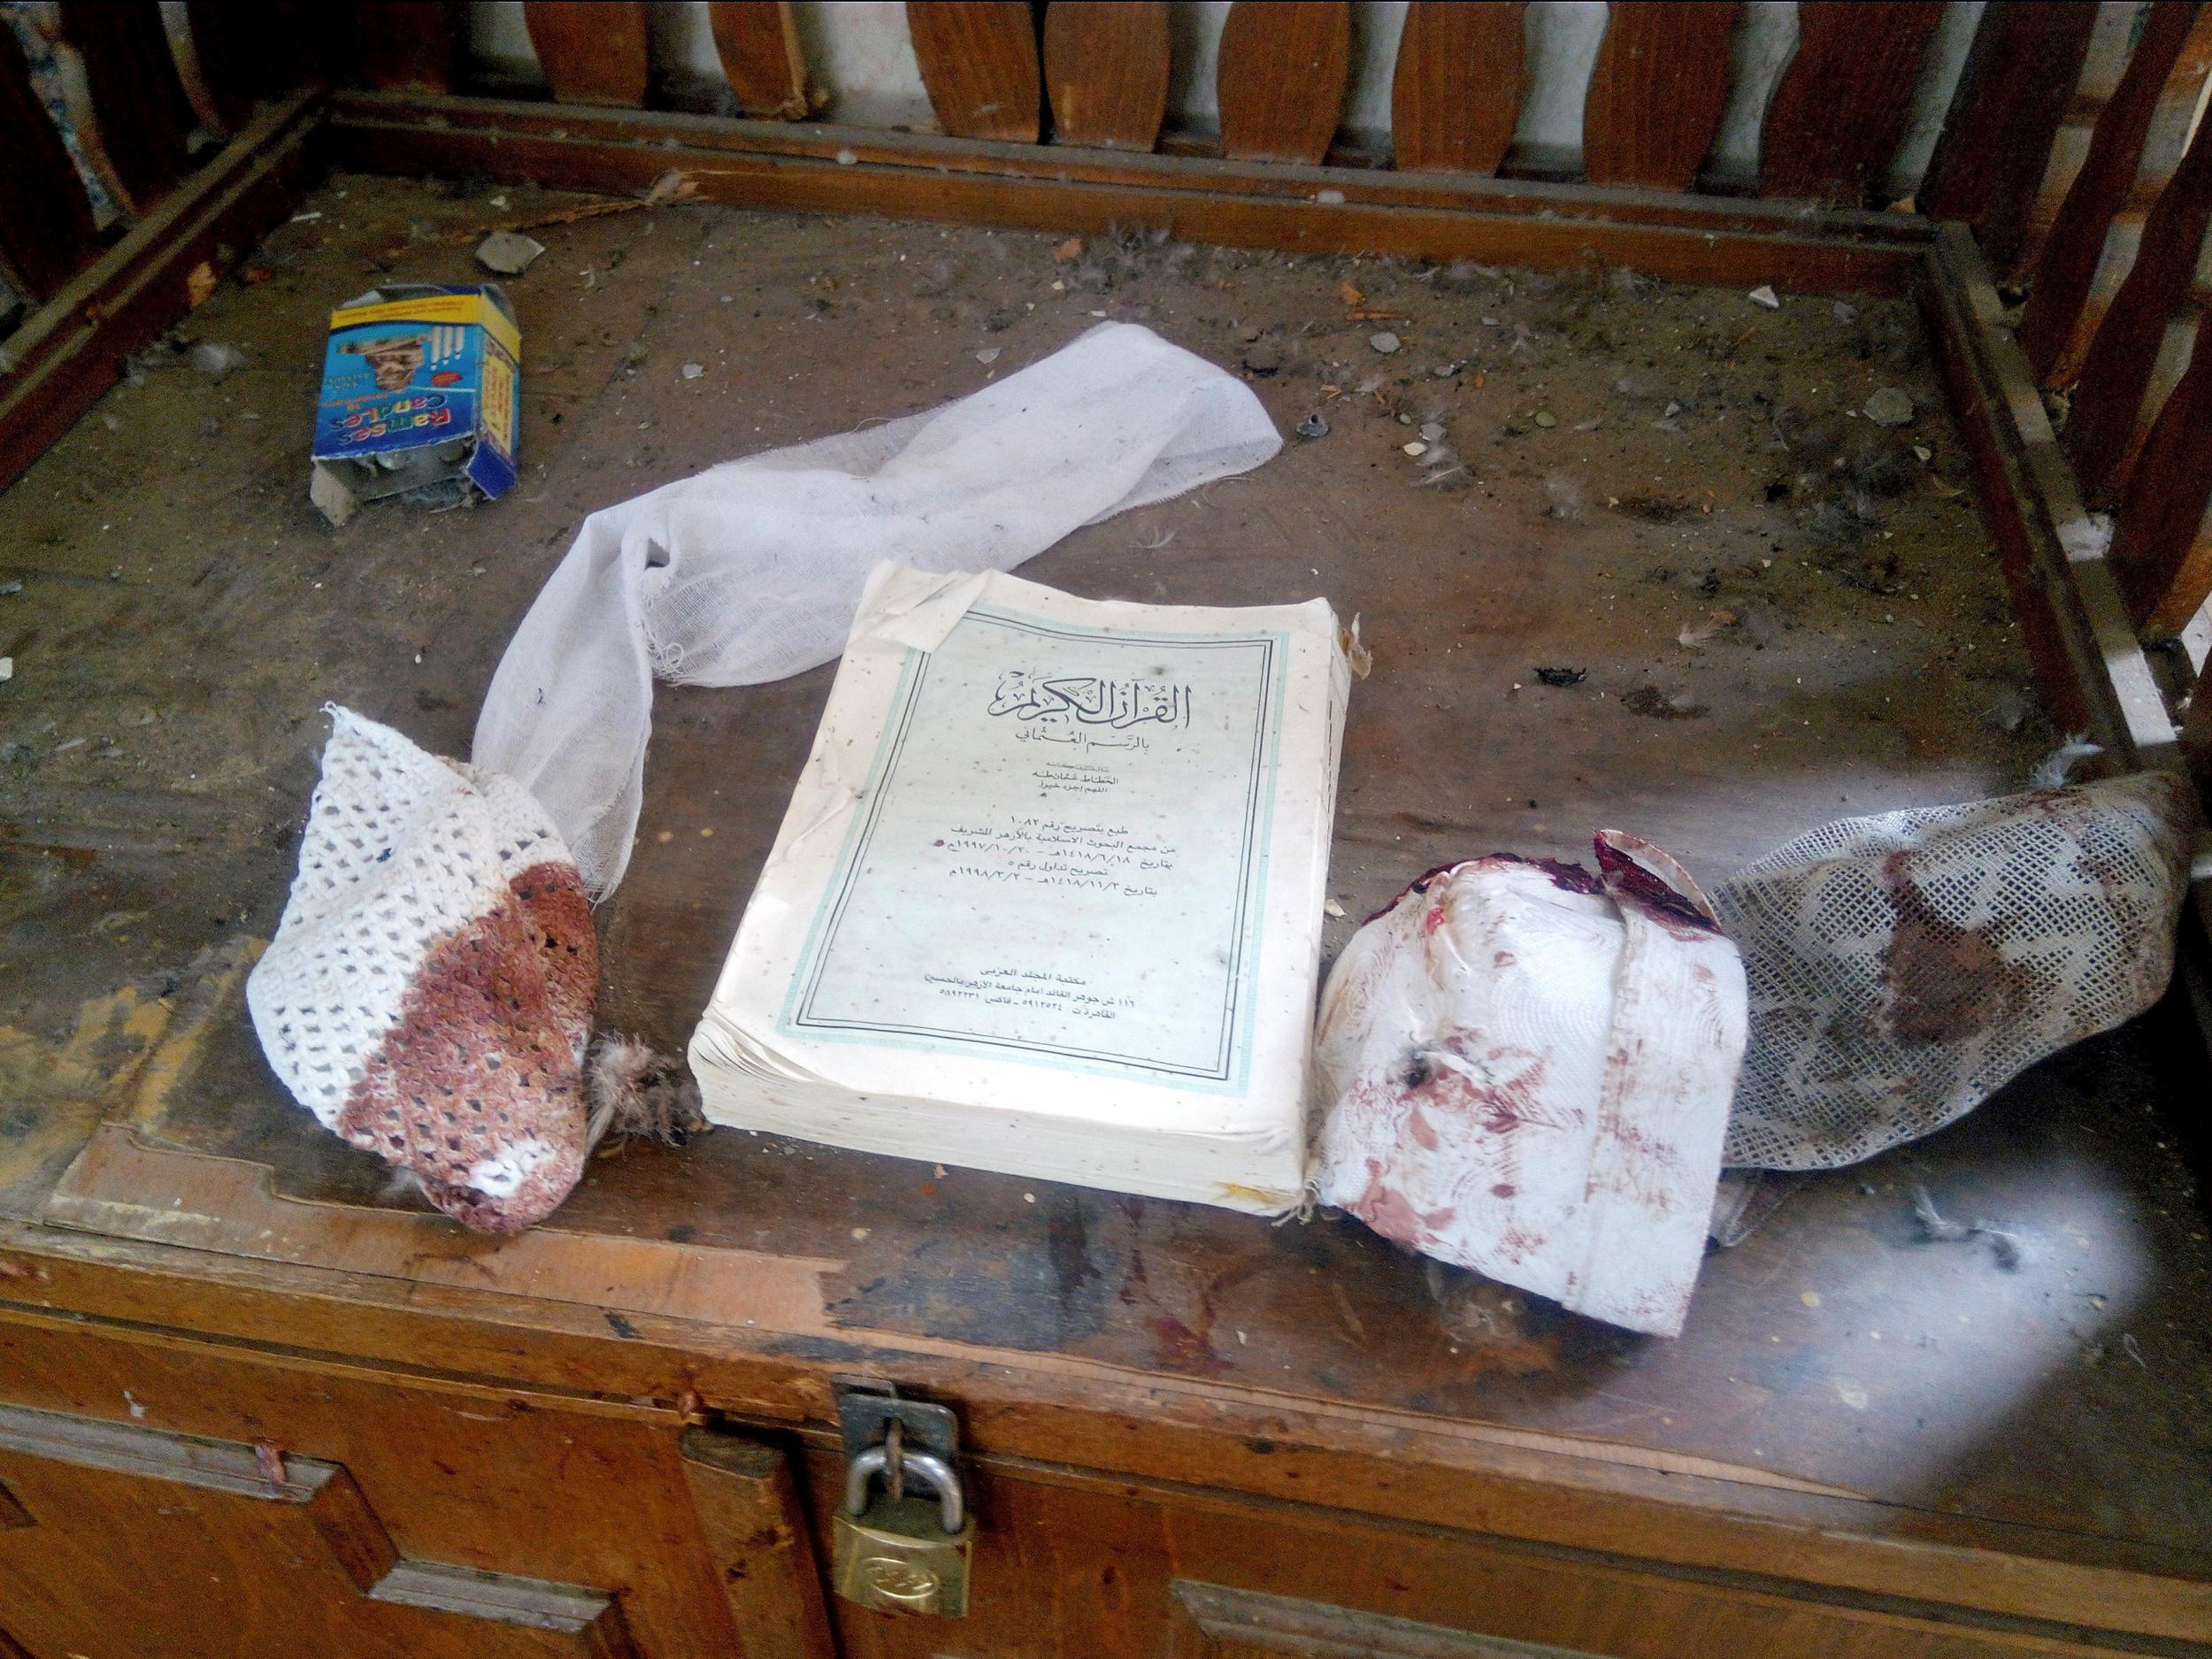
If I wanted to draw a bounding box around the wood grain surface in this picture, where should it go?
[1918,2,2100,278]
[907,0,1041,143]
[1042,0,1169,151]
[708,1,808,119]
[1759,2,1944,205]
[1582,1,1740,191]
[2062,130,2212,507]
[0,23,102,300]
[350,0,458,95]
[2108,340,2212,639]
[1216,0,1351,165]
[1389,0,1525,175]
[525,0,651,107]
[2016,2,2212,388]
[55,0,198,204]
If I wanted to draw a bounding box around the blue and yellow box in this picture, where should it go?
[309,284,520,525]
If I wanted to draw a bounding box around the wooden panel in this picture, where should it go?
[907,1,1041,143]
[2017,3,2212,388]
[56,0,197,206]
[525,0,650,108]
[0,1401,640,1656]
[2108,339,2212,638]
[1759,2,1944,205]
[801,1448,2148,1659]
[1919,2,2100,278]
[2186,655,2212,799]
[709,2,808,120]
[679,1426,838,1659]
[1216,0,1351,165]
[353,0,459,95]
[0,21,103,301]
[2063,130,2212,505]
[1389,0,1525,175]
[1582,1,1740,191]
[0,1313,741,1654]
[1042,0,1170,152]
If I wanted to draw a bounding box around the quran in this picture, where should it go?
[690,563,1349,1211]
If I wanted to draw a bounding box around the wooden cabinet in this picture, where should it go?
[1,1302,2158,1659]
[0,1315,823,1658]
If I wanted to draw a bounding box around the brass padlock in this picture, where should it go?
[831,1442,973,1617]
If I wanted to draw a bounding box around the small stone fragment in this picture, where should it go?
[1296,411,1330,439]
[1535,666,1586,687]
[975,347,1001,365]
[680,361,704,380]
[1418,421,1445,442]
[1863,387,1914,427]
[1370,331,1401,355]
[0,580,20,596]
[1053,236,1084,262]
[1432,362,1458,378]
[474,228,545,276]
[1402,441,1429,457]
[1748,285,1781,310]
[1833,301,1859,324]
[1532,411,1556,428]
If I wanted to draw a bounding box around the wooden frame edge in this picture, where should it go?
[1919,223,2212,1053]
[324,89,1928,296]
[0,88,326,495]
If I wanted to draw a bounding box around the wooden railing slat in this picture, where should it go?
[907,2,1041,144]
[1758,1,1943,205]
[352,0,457,96]
[524,0,650,109]
[1042,0,1168,153]
[2017,3,2212,390]
[1581,1,1739,193]
[2064,131,2212,507]
[0,21,104,302]
[1920,0,2100,278]
[708,2,808,120]
[1216,0,1350,166]
[1389,0,1525,176]
[57,0,197,206]
[2108,339,2212,639]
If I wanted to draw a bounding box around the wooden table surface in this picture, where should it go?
[3,174,2207,1618]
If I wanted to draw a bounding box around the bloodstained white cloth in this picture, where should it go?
[1312,834,1748,1337]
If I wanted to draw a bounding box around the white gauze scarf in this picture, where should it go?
[474,322,1282,897]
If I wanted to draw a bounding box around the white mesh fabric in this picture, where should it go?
[247,708,598,1232]
[473,323,1281,898]
[1713,772,2195,1170]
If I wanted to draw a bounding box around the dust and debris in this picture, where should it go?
[1910,1185,2027,1270]
[1540,472,1584,518]
[1624,687,1709,720]
[188,342,245,381]
[1340,615,1373,680]
[1534,666,1586,687]
[2030,735,2101,788]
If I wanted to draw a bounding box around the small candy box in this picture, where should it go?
[310,283,519,526]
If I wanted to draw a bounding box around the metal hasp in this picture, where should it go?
[830,1379,975,1617]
